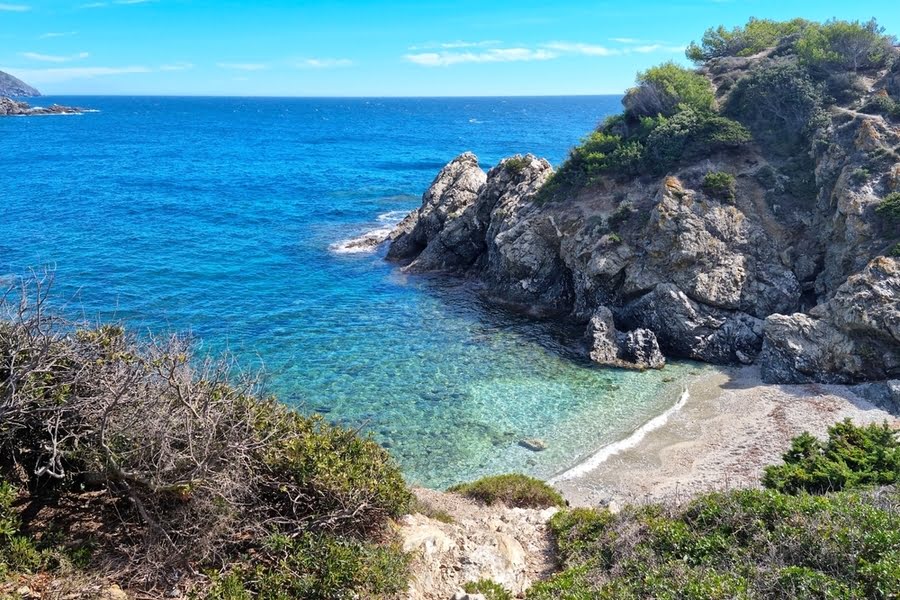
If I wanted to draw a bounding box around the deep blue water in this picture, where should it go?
[1,96,698,487]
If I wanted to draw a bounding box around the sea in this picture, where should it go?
[1,96,702,488]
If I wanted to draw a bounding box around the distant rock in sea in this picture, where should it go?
[0,70,40,97]
[0,97,87,116]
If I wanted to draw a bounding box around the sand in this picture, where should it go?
[553,365,900,507]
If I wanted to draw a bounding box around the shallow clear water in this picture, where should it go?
[2,96,701,488]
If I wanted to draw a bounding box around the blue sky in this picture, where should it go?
[1,0,899,96]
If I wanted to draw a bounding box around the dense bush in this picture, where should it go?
[686,18,811,63]
[726,61,828,151]
[701,171,737,202]
[448,474,565,509]
[863,93,900,119]
[0,279,412,595]
[530,487,900,599]
[643,108,751,168]
[623,62,716,118]
[796,18,896,73]
[762,420,900,494]
[876,192,900,223]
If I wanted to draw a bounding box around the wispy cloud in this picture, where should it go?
[216,62,269,71]
[294,58,353,69]
[2,65,152,84]
[408,40,501,51]
[0,3,30,11]
[405,39,686,67]
[405,47,557,67]
[79,0,154,8]
[160,62,194,71]
[20,51,90,63]
[39,31,79,39]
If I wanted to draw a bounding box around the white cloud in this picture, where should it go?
[160,62,194,71]
[405,47,557,67]
[542,42,620,56]
[39,31,78,39]
[408,40,502,50]
[294,58,353,69]
[0,3,30,10]
[2,65,152,84]
[216,62,269,71]
[79,0,153,8]
[20,51,90,63]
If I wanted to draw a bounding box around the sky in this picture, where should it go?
[1,0,899,97]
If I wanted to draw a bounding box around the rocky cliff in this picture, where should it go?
[387,43,900,384]
[0,70,39,97]
[0,96,85,116]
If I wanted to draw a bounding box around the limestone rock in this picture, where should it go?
[585,306,666,370]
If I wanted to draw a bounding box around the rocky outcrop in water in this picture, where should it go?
[0,70,39,97]
[387,53,900,383]
[0,96,86,116]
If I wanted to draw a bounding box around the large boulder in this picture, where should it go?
[760,256,900,383]
[585,306,665,370]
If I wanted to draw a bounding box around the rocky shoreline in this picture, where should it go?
[0,96,88,116]
[383,47,900,385]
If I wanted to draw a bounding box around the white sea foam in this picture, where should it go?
[549,387,691,483]
[329,210,411,255]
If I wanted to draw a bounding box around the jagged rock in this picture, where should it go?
[760,257,900,383]
[387,152,487,266]
[585,307,666,370]
[0,96,85,116]
[518,438,547,452]
[620,284,764,364]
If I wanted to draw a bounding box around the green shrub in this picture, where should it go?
[863,93,900,118]
[504,155,531,174]
[686,17,812,62]
[850,167,870,185]
[890,243,900,257]
[762,419,900,494]
[624,62,716,118]
[726,61,828,152]
[448,474,565,509]
[796,18,897,73]
[876,192,900,223]
[532,487,900,599]
[702,171,737,202]
[643,108,751,169]
[204,533,409,600]
[464,579,513,600]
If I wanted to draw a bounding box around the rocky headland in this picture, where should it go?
[0,96,87,116]
[0,69,40,97]
[386,39,900,386]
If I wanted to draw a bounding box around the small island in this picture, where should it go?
[0,96,88,116]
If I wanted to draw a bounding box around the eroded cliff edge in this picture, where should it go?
[386,50,900,385]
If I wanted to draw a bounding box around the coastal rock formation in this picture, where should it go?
[387,51,900,383]
[0,96,85,116]
[586,306,665,369]
[760,256,900,383]
[0,70,39,97]
[401,488,556,600]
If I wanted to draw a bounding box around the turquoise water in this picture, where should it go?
[1,96,697,488]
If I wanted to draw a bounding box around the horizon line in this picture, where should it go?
[26,92,626,99]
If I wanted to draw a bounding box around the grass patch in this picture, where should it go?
[448,474,565,509]
[463,579,513,600]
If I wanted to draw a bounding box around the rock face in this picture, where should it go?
[760,257,900,383]
[0,97,85,116]
[0,70,39,97]
[386,68,900,383]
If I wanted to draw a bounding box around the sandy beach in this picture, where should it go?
[553,366,900,507]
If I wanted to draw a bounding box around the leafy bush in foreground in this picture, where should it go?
[762,419,900,494]
[448,474,565,509]
[530,487,900,599]
[0,279,411,595]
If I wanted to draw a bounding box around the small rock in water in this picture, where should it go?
[518,438,547,452]
[662,376,675,383]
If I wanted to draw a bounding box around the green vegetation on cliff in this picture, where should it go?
[448,473,566,509]
[541,16,898,201]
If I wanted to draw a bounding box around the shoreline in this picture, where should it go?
[552,365,900,507]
